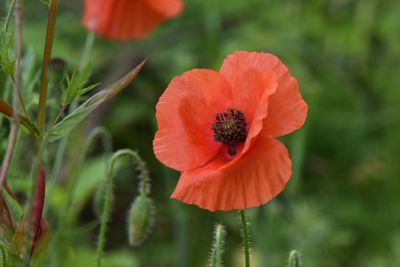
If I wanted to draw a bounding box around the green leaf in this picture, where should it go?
[46,59,146,142]
[0,32,15,76]
[63,64,97,105]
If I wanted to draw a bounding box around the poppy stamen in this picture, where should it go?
[211,108,247,156]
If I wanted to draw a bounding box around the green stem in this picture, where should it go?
[240,210,250,267]
[37,0,59,133]
[47,128,111,265]
[288,250,301,267]
[0,0,22,193]
[96,149,150,267]
[211,224,225,267]
[79,31,95,71]
[3,0,16,32]
[0,246,6,267]
[65,127,112,224]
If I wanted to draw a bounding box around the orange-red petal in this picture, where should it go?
[153,69,233,172]
[82,0,174,40]
[171,136,292,211]
[146,0,184,18]
[220,51,308,138]
[240,71,278,155]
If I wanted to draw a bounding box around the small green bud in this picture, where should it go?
[288,250,301,267]
[127,195,154,247]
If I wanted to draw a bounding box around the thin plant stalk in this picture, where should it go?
[47,128,111,265]
[288,250,301,267]
[37,0,59,132]
[0,0,22,193]
[0,246,6,267]
[3,0,16,32]
[23,0,59,264]
[79,31,95,71]
[64,128,112,225]
[240,210,250,267]
[209,224,226,267]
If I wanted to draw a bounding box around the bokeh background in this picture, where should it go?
[1,0,400,266]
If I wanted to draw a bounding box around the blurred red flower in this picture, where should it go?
[82,0,183,41]
[153,51,308,211]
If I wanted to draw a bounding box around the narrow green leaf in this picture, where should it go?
[63,64,96,105]
[78,82,101,97]
[46,59,146,142]
[0,32,15,76]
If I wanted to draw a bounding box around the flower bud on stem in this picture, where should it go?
[96,149,152,267]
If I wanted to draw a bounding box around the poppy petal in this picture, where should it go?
[219,51,308,137]
[263,74,308,137]
[82,0,168,40]
[241,71,278,155]
[171,136,292,211]
[146,0,184,17]
[153,69,233,171]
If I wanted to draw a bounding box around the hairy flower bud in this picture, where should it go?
[127,195,154,247]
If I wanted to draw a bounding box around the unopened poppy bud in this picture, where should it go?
[127,195,154,247]
[288,250,301,267]
[49,57,66,72]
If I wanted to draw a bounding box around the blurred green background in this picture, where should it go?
[1,0,400,266]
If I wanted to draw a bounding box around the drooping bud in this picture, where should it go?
[288,250,301,267]
[127,195,154,247]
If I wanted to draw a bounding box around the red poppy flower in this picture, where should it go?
[82,0,183,41]
[153,51,308,211]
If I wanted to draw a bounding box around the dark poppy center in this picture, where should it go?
[211,108,248,156]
